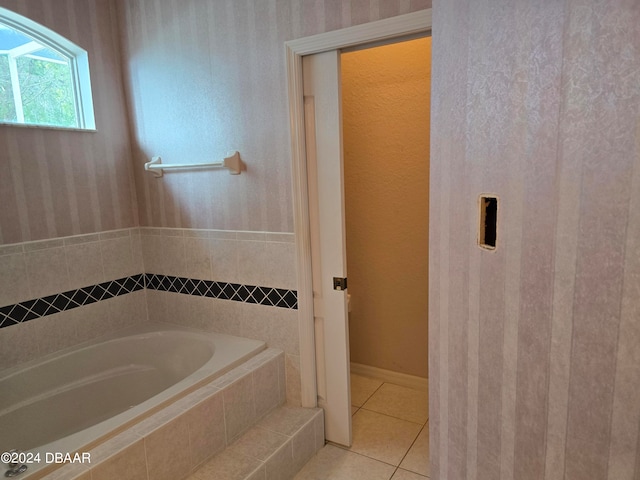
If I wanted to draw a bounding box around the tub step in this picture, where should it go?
[36,349,321,480]
[187,405,325,480]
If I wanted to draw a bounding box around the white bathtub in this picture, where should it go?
[0,323,265,477]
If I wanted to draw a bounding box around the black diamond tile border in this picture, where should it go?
[0,275,145,329]
[0,273,298,330]
[144,274,298,310]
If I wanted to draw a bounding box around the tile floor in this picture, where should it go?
[295,374,430,480]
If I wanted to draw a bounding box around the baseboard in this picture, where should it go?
[350,362,428,392]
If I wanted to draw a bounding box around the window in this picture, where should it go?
[0,7,95,130]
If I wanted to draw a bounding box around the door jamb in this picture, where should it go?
[285,9,433,408]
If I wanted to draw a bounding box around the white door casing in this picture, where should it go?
[285,9,432,446]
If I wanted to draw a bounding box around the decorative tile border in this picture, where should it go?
[145,274,298,310]
[0,275,145,328]
[0,274,298,329]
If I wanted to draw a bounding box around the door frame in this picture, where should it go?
[285,9,433,408]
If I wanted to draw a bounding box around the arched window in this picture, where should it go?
[0,7,95,130]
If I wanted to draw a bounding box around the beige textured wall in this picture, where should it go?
[342,38,430,378]
[430,1,640,479]
[0,0,138,245]
[118,0,431,233]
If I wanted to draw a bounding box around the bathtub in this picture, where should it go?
[0,323,265,477]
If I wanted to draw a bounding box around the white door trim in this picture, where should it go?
[285,9,433,408]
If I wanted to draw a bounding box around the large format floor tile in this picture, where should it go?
[399,423,429,476]
[391,468,429,479]
[297,377,431,479]
[349,409,422,466]
[350,374,383,407]
[294,444,395,480]
[362,383,428,425]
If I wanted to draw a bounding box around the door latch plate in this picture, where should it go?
[333,277,348,291]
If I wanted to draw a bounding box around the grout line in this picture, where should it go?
[356,406,426,426]
[347,379,429,479]
[350,374,385,408]
[395,422,427,471]
[329,442,398,468]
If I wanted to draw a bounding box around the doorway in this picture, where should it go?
[285,10,432,449]
[342,37,430,384]
[341,36,431,475]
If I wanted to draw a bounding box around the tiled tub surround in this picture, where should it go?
[139,228,303,406]
[0,227,302,402]
[0,229,146,369]
[36,347,308,480]
[1,323,266,479]
[0,274,296,330]
[139,228,297,291]
[0,275,146,327]
[0,229,144,307]
[144,274,297,309]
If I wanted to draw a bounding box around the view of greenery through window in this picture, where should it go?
[0,51,76,127]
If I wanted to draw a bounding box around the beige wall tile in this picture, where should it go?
[210,238,240,283]
[0,253,31,306]
[223,373,257,443]
[230,427,288,461]
[208,298,243,335]
[99,229,133,240]
[34,311,80,357]
[40,463,91,480]
[64,233,101,246]
[0,320,40,369]
[285,355,302,407]
[90,438,147,480]
[313,412,325,452]
[164,291,192,327]
[265,233,295,243]
[187,392,226,468]
[184,236,213,281]
[72,299,113,343]
[237,232,267,242]
[241,304,299,355]
[101,236,138,280]
[109,291,148,328]
[184,295,214,331]
[258,406,319,437]
[144,415,191,480]
[253,357,283,420]
[130,232,144,274]
[0,244,24,256]
[277,353,287,407]
[25,247,70,298]
[265,441,295,480]
[264,242,296,290]
[191,450,263,480]
[291,418,317,474]
[237,240,267,286]
[145,289,168,324]
[23,239,64,252]
[65,241,105,290]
